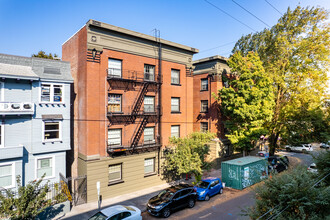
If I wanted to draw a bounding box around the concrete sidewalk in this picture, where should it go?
[61,168,222,219]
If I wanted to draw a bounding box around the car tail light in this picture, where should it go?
[194,188,196,192]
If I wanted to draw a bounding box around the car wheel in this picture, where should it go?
[286,148,291,152]
[188,199,195,208]
[219,188,223,194]
[162,208,171,218]
[205,195,210,201]
[302,149,307,154]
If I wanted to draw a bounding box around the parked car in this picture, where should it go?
[268,155,289,173]
[88,205,142,220]
[147,183,197,218]
[307,163,318,173]
[193,177,223,201]
[320,142,330,149]
[285,144,313,153]
[257,151,267,157]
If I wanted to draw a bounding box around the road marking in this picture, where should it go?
[199,213,212,218]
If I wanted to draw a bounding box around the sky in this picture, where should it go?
[0,0,329,61]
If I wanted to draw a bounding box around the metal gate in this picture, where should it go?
[59,173,87,206]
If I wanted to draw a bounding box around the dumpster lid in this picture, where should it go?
[222,156,265,166]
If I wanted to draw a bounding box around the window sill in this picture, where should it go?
[200,111,209,113]
[108,180,124,186]
[171,111,181,114]
[39,102,65,105]
[109,111,124,114]
[171,83,181,86]
[200,90,208,92]
[144,172,157,178]
[42,140,63,144]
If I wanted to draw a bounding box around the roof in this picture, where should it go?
[193,55,228,64]
[87,19,199,54]
[222,156,265,166]
[101,205,135,216]
[0,63,39,80]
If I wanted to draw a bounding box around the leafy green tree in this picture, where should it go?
[163,132,215,181]
[245,166,330,220]
[232,6,330,155]
[32,50,59,59]
[217,52,274,155]
[313,150,330,185]
[0,176,51,220]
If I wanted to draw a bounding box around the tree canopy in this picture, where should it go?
[231,6,330,154]
[32,50,59,59]
[217,51,274,154]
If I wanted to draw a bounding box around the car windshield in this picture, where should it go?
[88,211,107,220]
[197,181,209,189]
[157,189,175,201]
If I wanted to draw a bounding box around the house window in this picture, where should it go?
[201,100,208,113]
[43,121,61,141]
[0,82,4,101]
[108,129,122,147]
[108,59,122,78]
[0,163,14,189]
[144,64,155,81]
[144,127,155,143]
[144,96,155,113]
[171,97,180,112]
[171,125,180,138]
[108,94,122,113]
[171,69,180,84]
[201,79,208,91]
[41,83,64,103]
[144,158,155,174]
[36,157,53,179]
[109,164,122,182]
[0,122,3,148]
[201,122,208,132]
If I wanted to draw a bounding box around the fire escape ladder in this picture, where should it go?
[130,117,148,149]
[131,83,149,116]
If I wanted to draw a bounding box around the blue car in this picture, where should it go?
[193,177,223,201]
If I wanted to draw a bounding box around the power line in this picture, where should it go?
[231,0,271,28]
[203,0,257,32]
[264,0,283,16]
[199,41,237,53]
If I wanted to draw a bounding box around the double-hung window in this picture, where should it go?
[171,125,180,138]
[171,97,180,112]
[201,100,208,113]
[171,69,180,85]
[41,83,64,103]
[144,158,155,174]
[108,129,122,147]
[0,163,14,189]
[201,122,208,132]
[108,59,122,78]
[201,79,208,91]
[144,96,155,113]
[36,157,53,179]
[108,94,122,113]
[144,127,155,143]
[144,65,155,81]
[43,121,61,142]
[109,164,122,183]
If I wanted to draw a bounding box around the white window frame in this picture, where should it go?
[108,129,122,146]
[0,122,4,148]
[0,82,4,101]
[171,125,180,138]
[0,162,15,189]
[201,79,208,91]
[109,163,122,183]
[144,96,155,113]
[39,82,65,104]
[42,120,62,142]
[144,127,155,143]
[108,58,122,78]
[144,158,155,174]
[171,97,180,112]
[201,100,208,112]
[35,155,55,180]
[144,64,155,81]
[108,94,122,113]
[171,69,180,84]
[201,122,208,132]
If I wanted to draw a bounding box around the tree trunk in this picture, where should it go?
[269,132,280,156]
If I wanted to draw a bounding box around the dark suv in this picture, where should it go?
[147,183,197,218]
[268,156,289,173]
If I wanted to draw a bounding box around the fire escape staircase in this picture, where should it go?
[130,117,148,149]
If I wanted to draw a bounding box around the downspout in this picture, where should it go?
[209,74,212,131]
[157,32,162,175]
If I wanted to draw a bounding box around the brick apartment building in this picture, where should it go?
[62,20,198,202]
[192,55,232,155]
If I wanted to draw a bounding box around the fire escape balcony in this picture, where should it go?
[107,68,161,84]
[107,139,161,155]
[0,102,35,115]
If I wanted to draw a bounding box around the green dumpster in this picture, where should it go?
[221,156,268,190]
